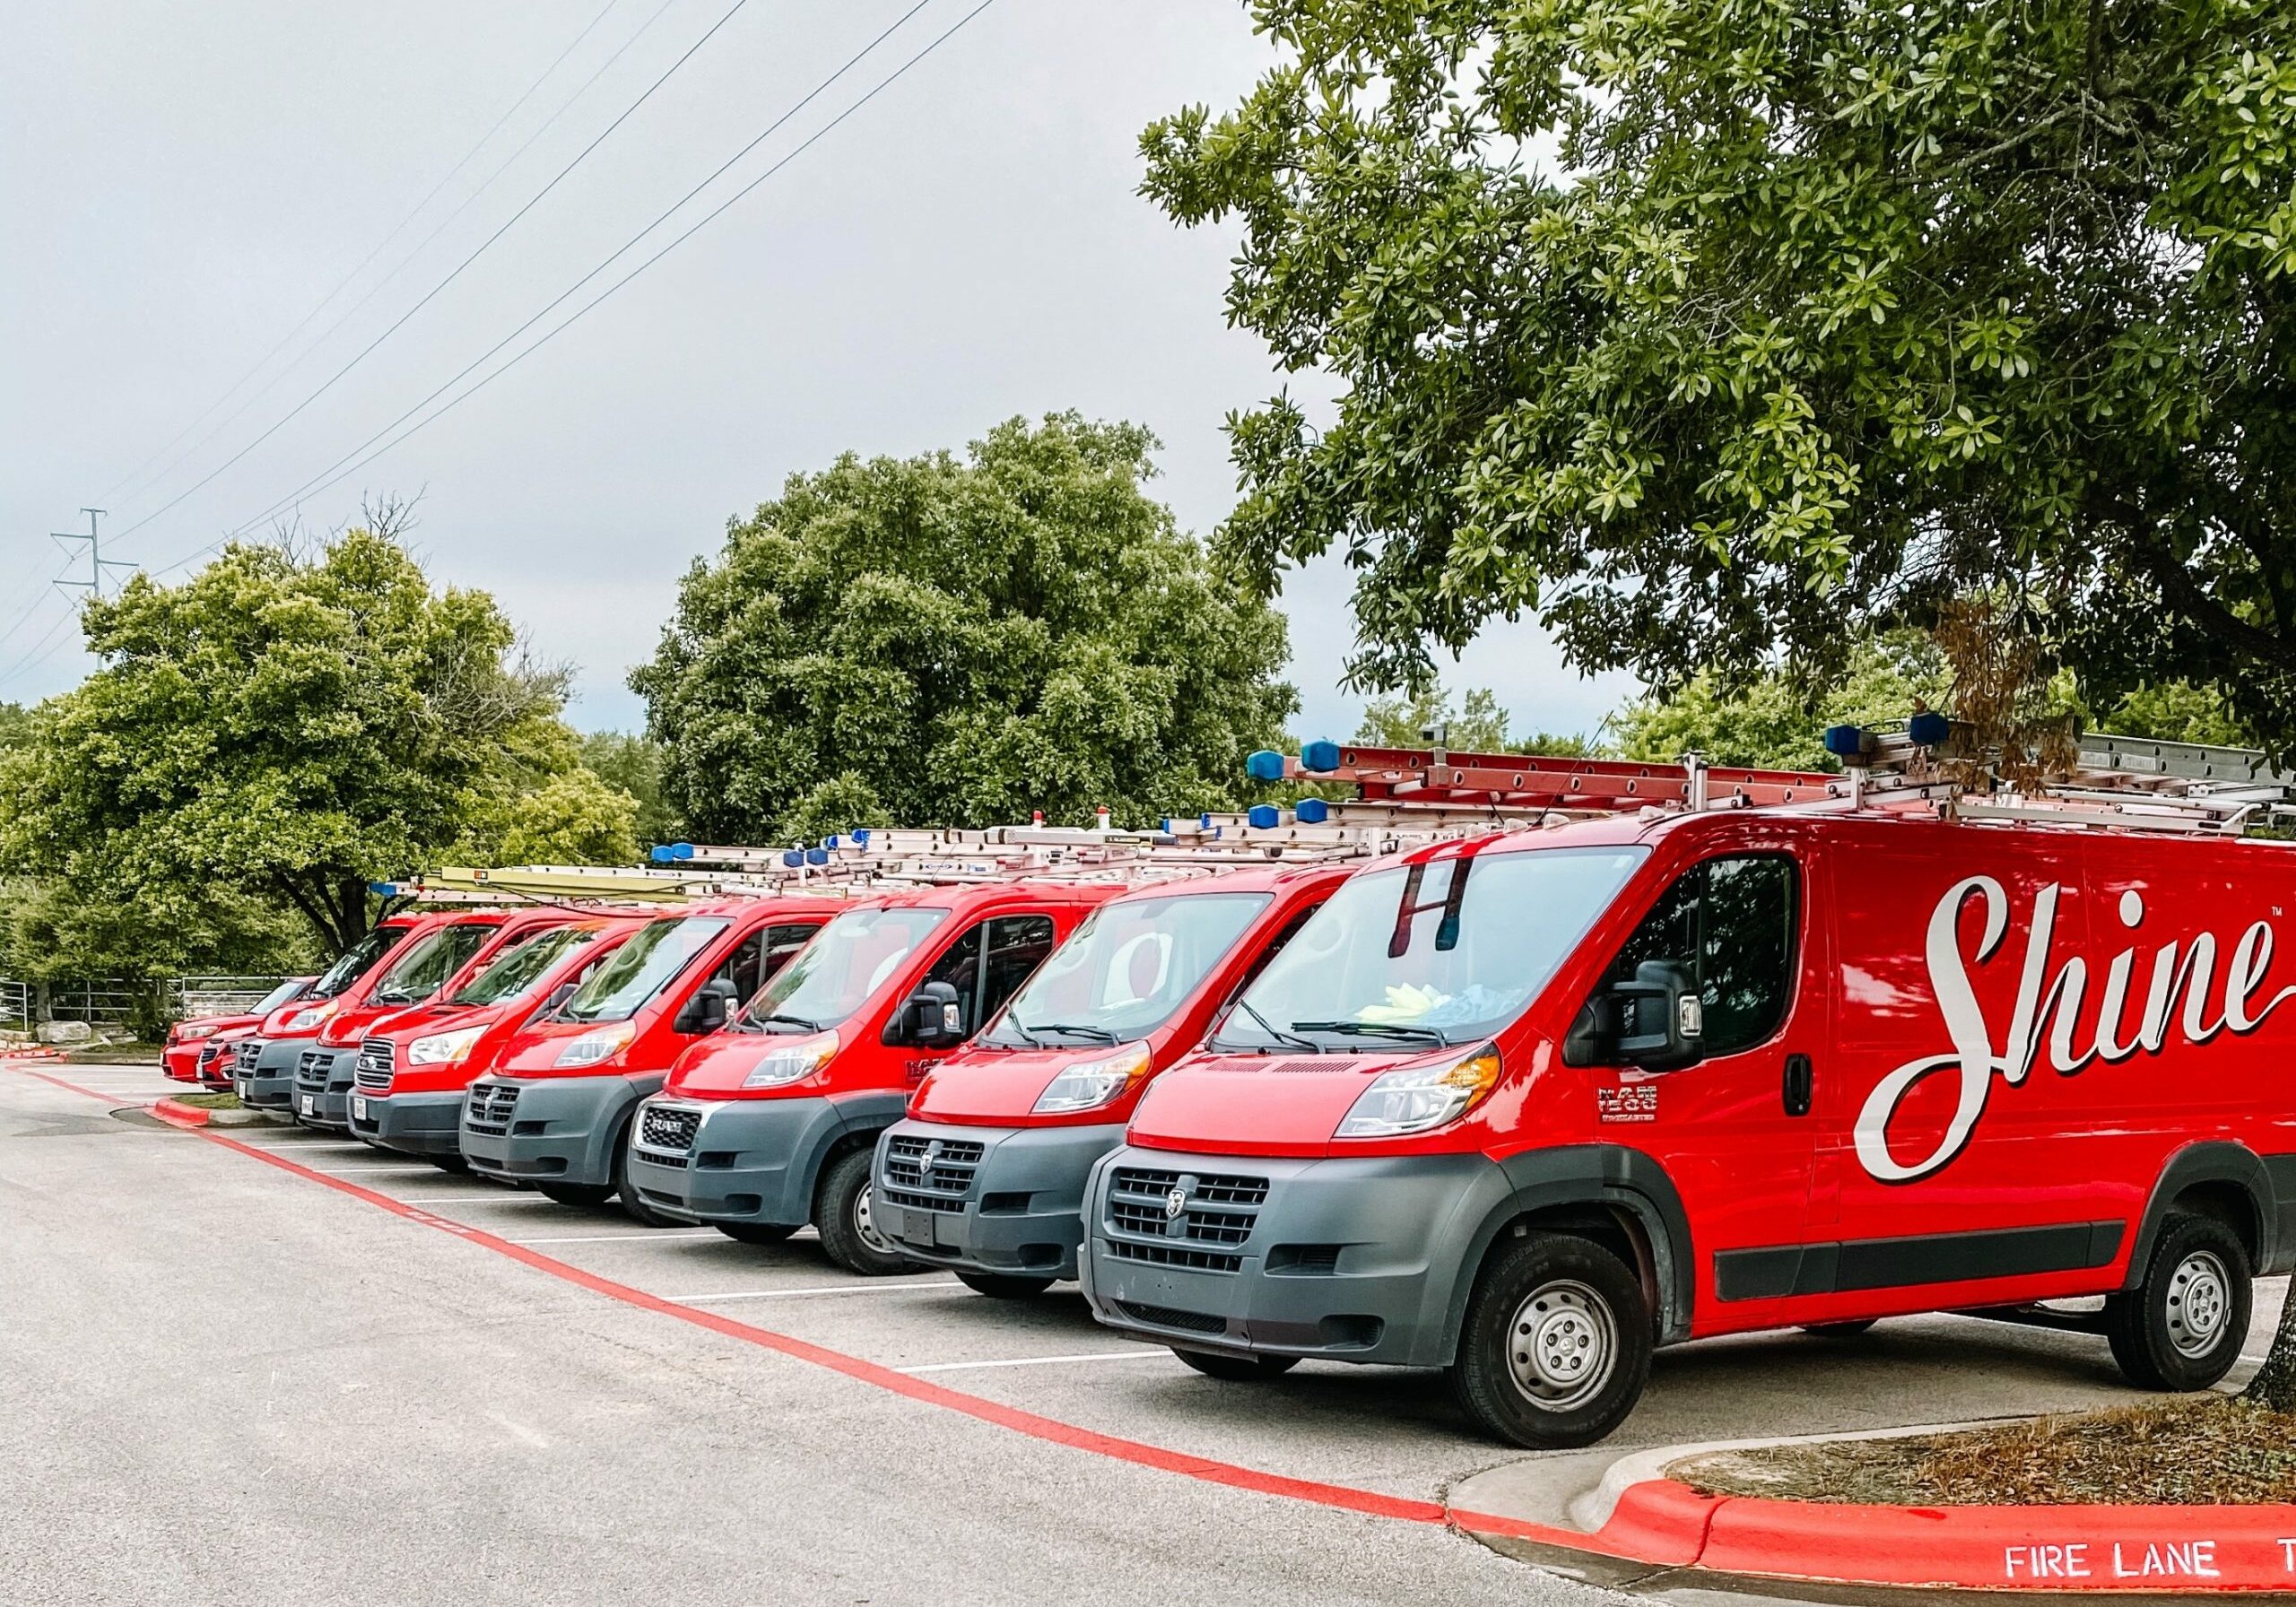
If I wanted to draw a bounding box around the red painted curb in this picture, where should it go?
[152,1098,213,1127]
[11,1064,2294,1592]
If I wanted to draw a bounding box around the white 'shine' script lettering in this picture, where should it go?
[1853,878,2296,1183]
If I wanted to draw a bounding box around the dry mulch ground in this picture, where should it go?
[1672,1398,2296,1507]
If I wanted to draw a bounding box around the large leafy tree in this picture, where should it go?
[0,530,639,955]
[1144,0,2296,746]
[633,414,1298,840]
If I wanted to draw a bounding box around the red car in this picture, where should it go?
[349,912,648,1167]
[625,882,1113,1273]
[460,897,844,1219]
[232,915,427,1108]
[1083,789,2296,1447]
[874,864,1349,1295]
[163,977,313,1082]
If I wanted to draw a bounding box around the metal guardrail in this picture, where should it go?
[0,976,295,1032]
[0,980,26,1031]
[170,976,294,1018]
[42,980,155,1028]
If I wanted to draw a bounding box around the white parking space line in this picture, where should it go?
[897,1350,1165,1376]
[314,1165,433,1175]
[404,1194,561,1204]
[673,1280,954,1304]
[232,1140,373,1151]
[512,1230,724,1245]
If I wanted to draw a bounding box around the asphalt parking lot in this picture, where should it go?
[4,1063,2287,1607]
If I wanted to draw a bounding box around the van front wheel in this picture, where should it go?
[2105,1213,2251,1392]
[1449,1232,1651,1449]
[814,1146,916,1276]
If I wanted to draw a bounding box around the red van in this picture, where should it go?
[291,908,538,1130]
[162,977,311,1082]
[347,913,647,1167]
[1081,805,2296,1446]
[874,865,1349,1295]
[625,882,1115,1273]
[459,897,842,1219]
[233,915,424,1108]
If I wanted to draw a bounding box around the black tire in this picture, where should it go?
[957,1271,1057,1299]
[2105,1213,2251,1391]
[1172,1348,1299,1381]
[1448,1231,1652,1449]
[426,1154,471,1175]
[537,1182,615,1209]
[613,1123,683,1228]
[813,1145,916,1275]
[716,1221,797,1246]
[1801,1319,1878,1338]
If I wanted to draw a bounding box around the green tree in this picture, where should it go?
[579,730,680,847]
[0,529,639,955]
[1144,1,2296,749]
[1613,634,1952,770]
[632,414,1298,840]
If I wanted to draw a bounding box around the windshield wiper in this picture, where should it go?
[1292,1020,1451,1047]
[1230,999,1320,1054]
[1029,1021,1118,1045]
[751,1012,822,1033]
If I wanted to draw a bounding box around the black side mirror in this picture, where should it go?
[899,980,966,1047]
[1563,960,1702,1071]
[543,982,578,1015]
[676,977,740,1035]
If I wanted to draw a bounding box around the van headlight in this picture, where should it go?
[1334,1044,1502,1139]
[742,1031,839,1089]
[556,1023,637,1068]
[283,1001,338,1031]
[1032,1042,1152,1114]
[408,1026,488,1066]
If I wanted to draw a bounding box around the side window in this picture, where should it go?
[761,923,818,983]
[1230,902,1324,1000]
[1607,855,1797,1057]
[919,925,987,1031]
[979,916,1057,1022]
[711,932,768,1002]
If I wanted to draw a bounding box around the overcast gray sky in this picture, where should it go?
[3,0,1631,748]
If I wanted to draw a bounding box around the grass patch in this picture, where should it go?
[1672,1398,2296,1507]
[169,1090,242,1110]
[62,1043,166,1064]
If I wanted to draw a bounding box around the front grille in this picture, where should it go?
[1117,1299,1227,1333]
[464,1081,519,1136]
[354,1041,394,1092]
[639,1104,700,1154]
[883,1133,986,1206]
[1108,1239,1245,1274]
[1104,1165,1267,1264]
[235,1039,261,1075]
[883,1186,962,1213]
[294,1049,329,1091]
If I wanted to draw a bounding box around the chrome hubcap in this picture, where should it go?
[854,1181,896,1256]
[2166,1249,2231,1359]
[1505,1279,1617,1412]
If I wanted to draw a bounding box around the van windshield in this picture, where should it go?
[369,923,496,1005]
[450,925,595,1007]
[311,925,407,999]
[738,906,948,1032]
[979,892,1272,1047]
[1212,847,1647,1052]
[555,916,729,1023]
[254,977,309,1013]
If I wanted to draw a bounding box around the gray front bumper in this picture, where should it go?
[291,1047,357,1128]
[348,1088,465,1157]
[874,1118,1124,1281]
[624,1091,903,1228]
[1079,1145,1507,1368]
[233,1038,307,1108]
[459,1073,659,1187]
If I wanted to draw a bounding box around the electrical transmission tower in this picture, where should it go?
[52,508,135,600]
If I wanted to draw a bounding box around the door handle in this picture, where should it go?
[1782,1053,1813,1118]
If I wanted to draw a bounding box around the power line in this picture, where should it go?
[178,0,985,565]
[98,0,632,509]
[107,0,755,552]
